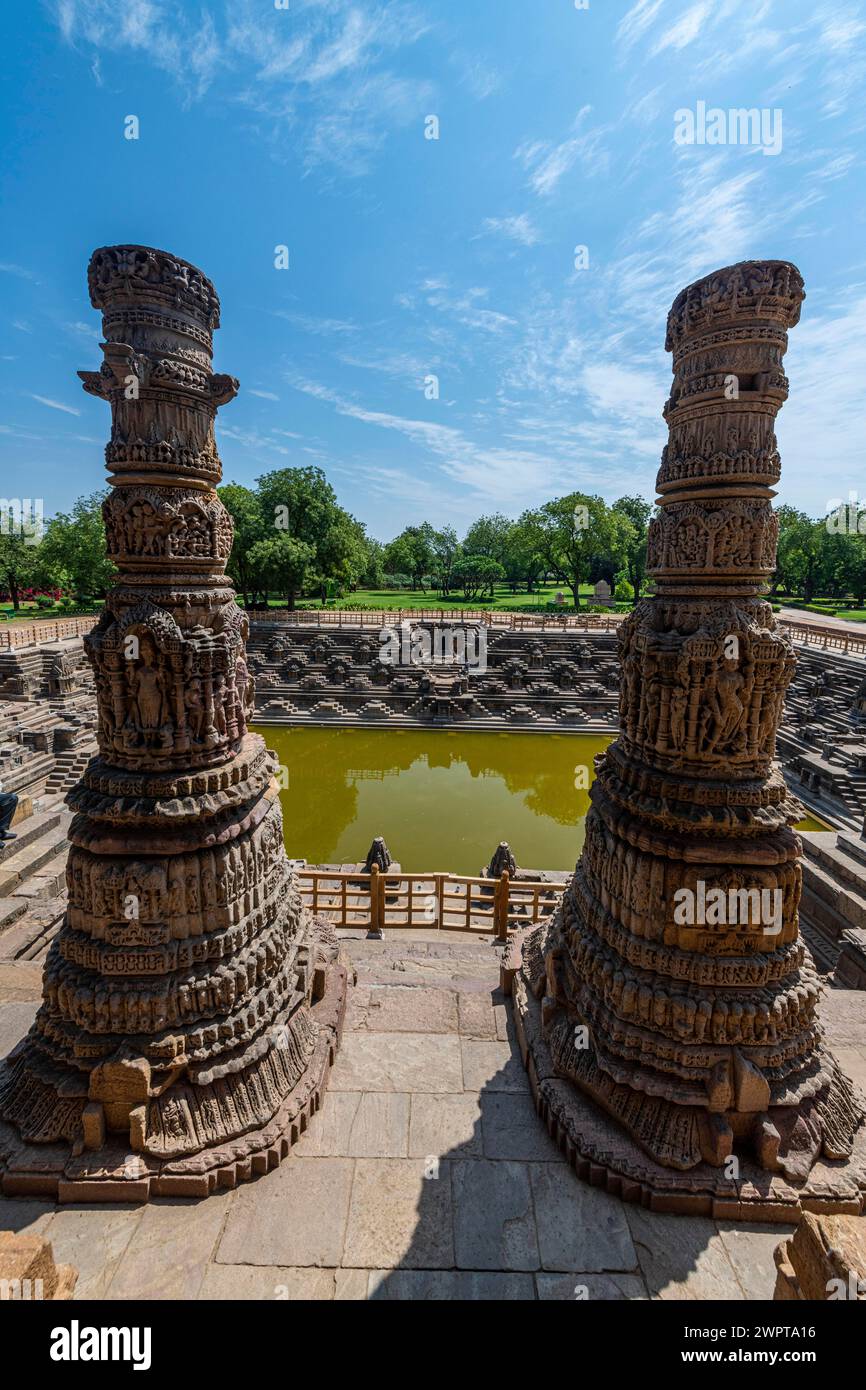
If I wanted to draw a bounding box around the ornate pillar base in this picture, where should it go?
[508,261,866,1220]
[0,245,351,1201]
[505,928,866,1219]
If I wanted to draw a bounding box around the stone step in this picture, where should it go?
[0,898,28,934]
[802,832,866,895]
[0,808,61,858]
[801,857,866,932]
[0,820,69,897]
[8,846,69,902]
[0,898,65,960]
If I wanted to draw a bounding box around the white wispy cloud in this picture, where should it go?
[31,394,81,415]
[515,107,610,196]
[248,389,279,400]
[651,0,712,55]
[478,214,541,247]
[52,0,434,169]
[617,0,665,53]
[0,262,39,282]
[782,291,866,514]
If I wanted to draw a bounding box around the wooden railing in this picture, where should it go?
[0,614,100,651]
[778,618,866,658]
[254,608,625,634]
[295,866,565,938]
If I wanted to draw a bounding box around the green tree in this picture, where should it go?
[521,494,633,609]
[247,534,315,611]
[501,519,546,594]
[774,508,826,601]
[383,525,435,591]
[430,525,459,596]
[38,491,115,600]
[252,466,368,606]
[463,514,512,567]
[612,495,652,600]
[0,531,40,610]
[452,554,505,601]
[218,483,266,607]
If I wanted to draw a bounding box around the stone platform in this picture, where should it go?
[3,929,857,1299]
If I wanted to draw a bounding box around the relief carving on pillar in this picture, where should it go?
[0,246,348,1200]
[514,260,866,1213]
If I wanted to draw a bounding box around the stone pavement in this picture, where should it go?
[7,930,859,1301]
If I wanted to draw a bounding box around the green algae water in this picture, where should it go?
[254,727,610,875]
[253,726,831,875]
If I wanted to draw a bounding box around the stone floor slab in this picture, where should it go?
[330,1032,463,1093]
[536,1273,648,1301]
[216,1158,353,1269]
[626,1208,744,1301]
[715,1222,798,1302]
[342,1158,454,1270]
[408,1093,483,1159]
[348,984,458,1034]
[0,1001,38,1058]
[291,1092,360,1157]
[368,1269,535,1300]
[481,1091,563,1162]
[451,1159,539,1271]
[0,1196,54,1237]
[293,1091,409,1158]
[460,1036,529,1093]
[105,1192,234,1301]
[198,1265,337,1300]
[41,1204,144,1300]
[529,1164,637,1272]
[457,991,498,1038]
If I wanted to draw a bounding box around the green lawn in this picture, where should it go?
[776,596,866,623]
[0,600,101,623]
[282,583,619,614]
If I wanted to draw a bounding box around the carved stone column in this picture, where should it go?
[509,260,866,1216]
[0,246,348,1200]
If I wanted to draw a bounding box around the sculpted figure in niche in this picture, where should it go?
[184,678,206,745]
[714,517,754,569]
[126,633,172,749]
[702,659,748,756]
[639,658,665,745]
[670,517,704,568]
[668,683,688,752]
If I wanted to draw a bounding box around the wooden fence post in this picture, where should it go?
[496,870,510,942]
[369,864,383,938]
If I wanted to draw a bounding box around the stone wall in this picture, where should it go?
[247,621,620,732]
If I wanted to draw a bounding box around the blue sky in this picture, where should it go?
[1,0,865,539]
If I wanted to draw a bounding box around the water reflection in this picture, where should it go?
[253,727,612,874]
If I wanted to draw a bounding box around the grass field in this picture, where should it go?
[776,596,866,623]
[287,583,611,613]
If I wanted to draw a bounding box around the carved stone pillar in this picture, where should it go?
[0,246,348,1200]
[510,261,866,1216]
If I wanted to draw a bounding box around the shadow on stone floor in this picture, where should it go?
[365,995,738,1302]
[0,980,790,1301]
